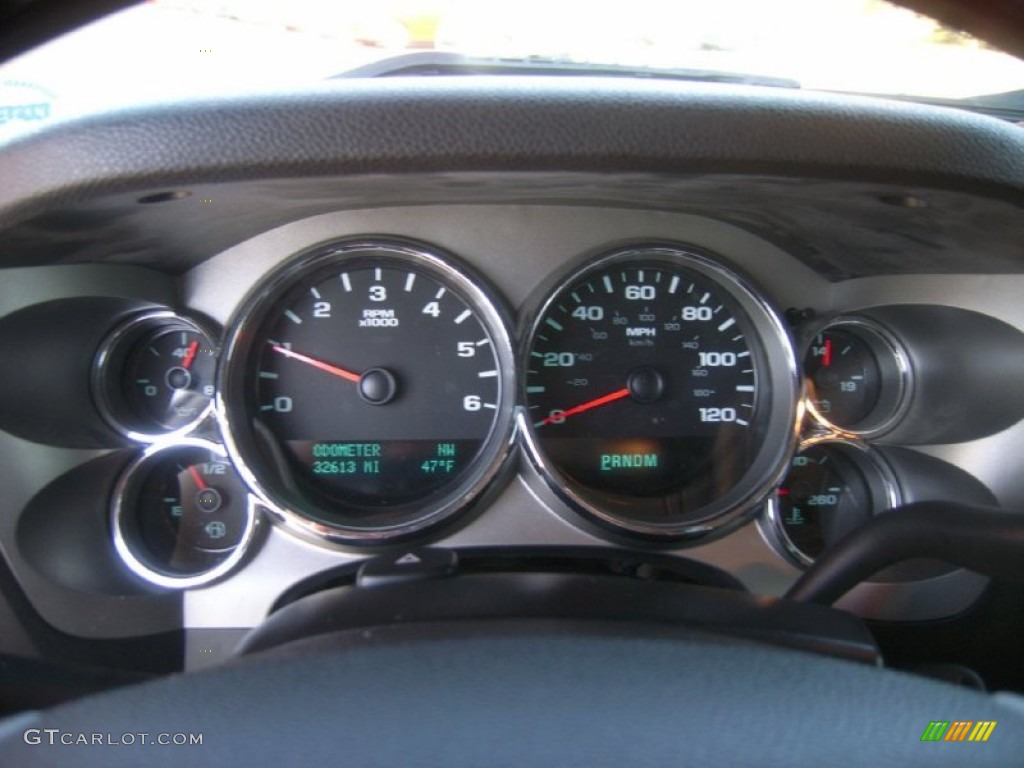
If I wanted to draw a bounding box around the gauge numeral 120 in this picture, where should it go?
[699,407,737,422]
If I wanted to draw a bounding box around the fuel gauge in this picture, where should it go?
[112,439,259,588]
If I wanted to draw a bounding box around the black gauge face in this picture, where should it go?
[95,312,217,439]
[804,328,880,428]
[220,241,514,540]
[523,246,795,535]
[114,443,254,585]
[775,444,874,562]
[123,326,216,432]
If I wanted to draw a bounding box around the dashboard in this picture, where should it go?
[2,77,1024,677]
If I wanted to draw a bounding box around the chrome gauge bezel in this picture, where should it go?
[761,436,901,568]
[801,315,912,440]
[92,310,218,442]
[111,438,261,589]
[517,243,801,543]
[216,238,518,547]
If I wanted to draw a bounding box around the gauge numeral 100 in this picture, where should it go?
[699,407,737,423]
[699,351,737,367]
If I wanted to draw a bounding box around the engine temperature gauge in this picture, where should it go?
[766,440,899,566]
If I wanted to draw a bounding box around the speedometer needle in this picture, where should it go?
[537,387,630,427]
[271,345,361,383]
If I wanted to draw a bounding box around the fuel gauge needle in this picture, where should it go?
[270,345,362,383]
[187,465,207,491]
[536,388,630,427]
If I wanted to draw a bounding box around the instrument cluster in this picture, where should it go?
[95,234,1003,590]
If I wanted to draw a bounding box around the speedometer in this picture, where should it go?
[520,244,799,541]
[218,239,515,545]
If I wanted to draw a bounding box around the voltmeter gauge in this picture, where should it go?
[94,311,217,441]
[520,243,799,542]
[803,317,911,438]
[764,440,900,566]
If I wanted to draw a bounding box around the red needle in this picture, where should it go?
[187,465,207,491]
[537,387,631,427]
[182,340,199,370]
[271,345,361,383]
[777,488,790,496]
[822,338,833,368]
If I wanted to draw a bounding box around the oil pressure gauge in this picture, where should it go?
[94,311,217,441]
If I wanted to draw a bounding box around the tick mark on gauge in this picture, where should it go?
[476,338,490,346]
[374,268,382,282]
[260,404,274,412]
[546,318,563,331]
[454,309,471,324]
[571,292,581,303]
[717,317,736,332]
[668,276,680,294]
[258,371,279,379]
[340,273,352,292]
[404,273,416,292]
[527,386,546,393]
[737,351,751,358]
[310,287,321,299]
[603,276,613,293]
[637,270,645,282]
[285,310,302,325]
[482,403,497,410]
[478,370,498,378]
[434,287,446,300]
[733,335,744,342]
[699,292,710,304]
[735,418,750,426]
[736,385,755,392]
[149,347,160,357]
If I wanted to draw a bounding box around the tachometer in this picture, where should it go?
[218,239,515,545]
[520,244,799,541]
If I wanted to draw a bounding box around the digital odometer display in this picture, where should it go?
[523,245,795,537]
[219,241,514,542]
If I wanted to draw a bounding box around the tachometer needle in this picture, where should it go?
[271,345,361,383]
[537,387,630,427]
[182,340,199,369]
